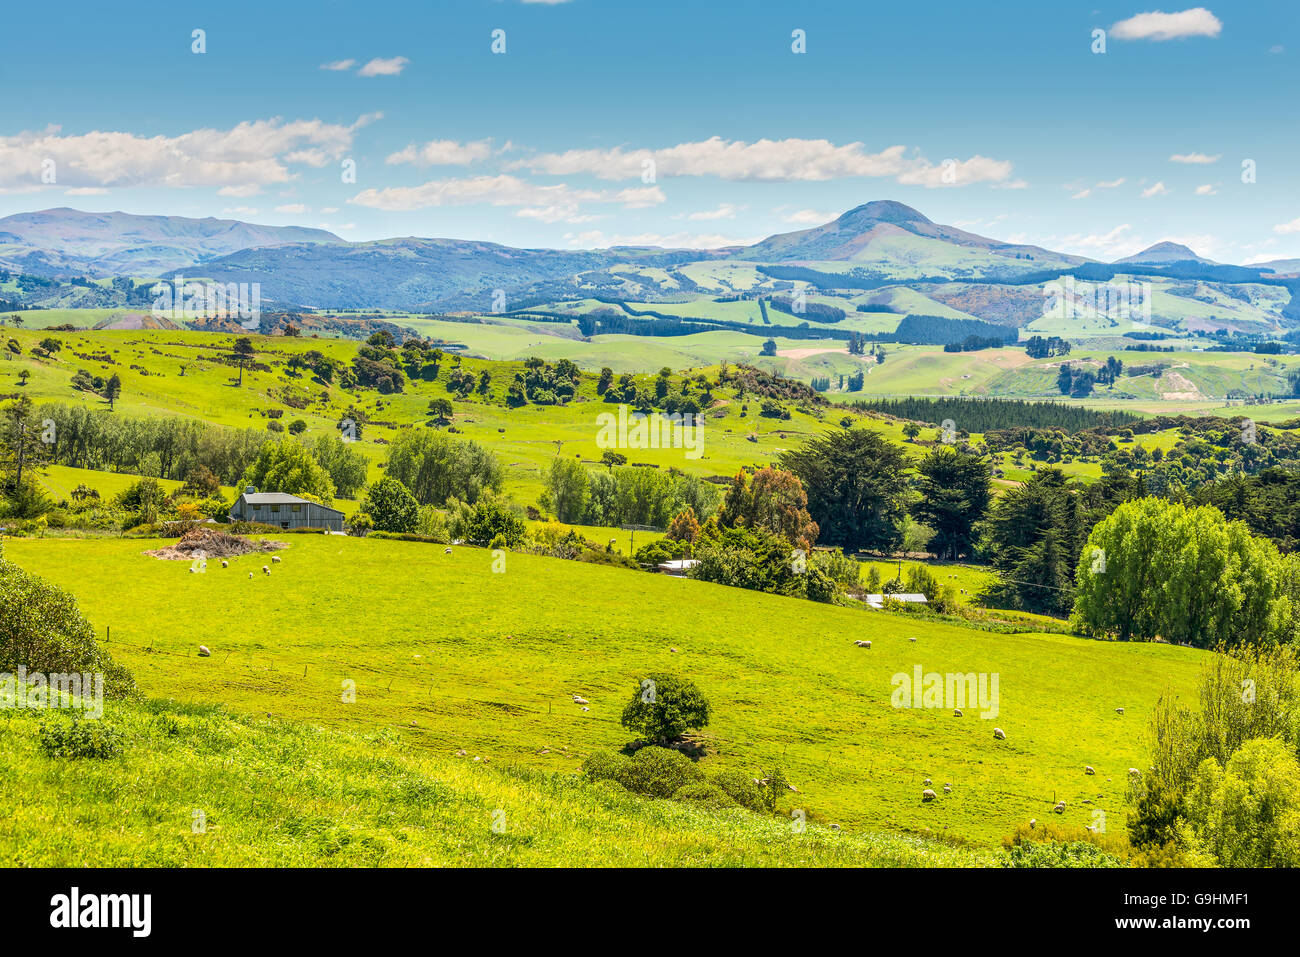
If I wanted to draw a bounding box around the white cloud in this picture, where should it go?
[1072,188,1092,200]
[1170,152,1220,164]
[684,203,743,221]
[1141,181,1170,197]
[1096,177,1126,188]
[65,187,107,195]
[508,136,1015,187]
[320,207,339,214]
[274,204,308,214]
[1110,8,1223,41]
[358,56,409,77]
[563,229,760,250]
[320,59,356,71]
[387,140,493,166]
[1049,224,1141,260]
[1195,184,1217,195]
[348,173,666,213]
[516,206,601,224]
[0,116,378,192]
[1275,217,1300,235]
[781,208,835,225]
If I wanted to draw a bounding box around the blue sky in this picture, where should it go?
[1,0,1296,263]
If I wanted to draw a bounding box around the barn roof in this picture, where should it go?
[238,491,344,515]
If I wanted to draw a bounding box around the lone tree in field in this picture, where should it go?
[232,336,255,386]
[103,373,122,410]
[620,673,711,744]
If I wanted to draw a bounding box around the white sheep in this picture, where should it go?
[943,784,952,794]
[993,727,1006,740]
[221,560,228,569]
[953,708,963,717]
[921,789,937,802]
[924,778,932,786]
[573,695,589,706]
[1053,801,1066,813]
[1115,707,1124,715]
[271,555,281,564]
[198,645,211,657]
[444,547,452,555]
[854,640,871,648]
[1085,765,1096,775]
[1128,768,1141,777]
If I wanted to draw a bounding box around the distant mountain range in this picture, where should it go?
[1,203,1294,312]
[0,208,340,277]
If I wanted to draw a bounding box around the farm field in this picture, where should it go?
[8,533,1205,846]
[0,696,990,867]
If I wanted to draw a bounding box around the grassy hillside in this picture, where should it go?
[7,534,1206,845]
[0,696,989,866]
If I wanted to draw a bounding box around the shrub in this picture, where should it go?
[615,746,704,799]
[446,493,527,548]
[38,718,125,760]
[580,749,629,785]
[673,782,736,810]
[1002,841,1126,868]
[710,769,765,812]
[0,558,135,699]
[620,673,711,743]
[360,477,419,534]
[578,549,640,569]
[1181,738,1300,867]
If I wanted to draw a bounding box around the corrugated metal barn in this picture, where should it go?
[228,487,345,532]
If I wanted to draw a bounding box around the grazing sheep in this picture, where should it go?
[573,695,589,706]
[198,645,211,657]
[1053,801,1066,813]
[953,709,963,717]
[1115,707,1124,715]
[829,823,842,834]
[1029,818,1037,828]
[921,789,937,802]
[924,778,932,786]
[993,727,1006,740]
[1129,768,1141,777]
[909,636,917,643]
[221,560,228,569]
[854,640,871,648]
[581,706,590,713]
[262,565,270,575]
[1085,765,1096,775]
[444,547,452,555]
[248,572,253,579]
[943,784,952,794]
[271,555,281,564]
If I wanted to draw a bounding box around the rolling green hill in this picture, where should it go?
[7,534,1205,846]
